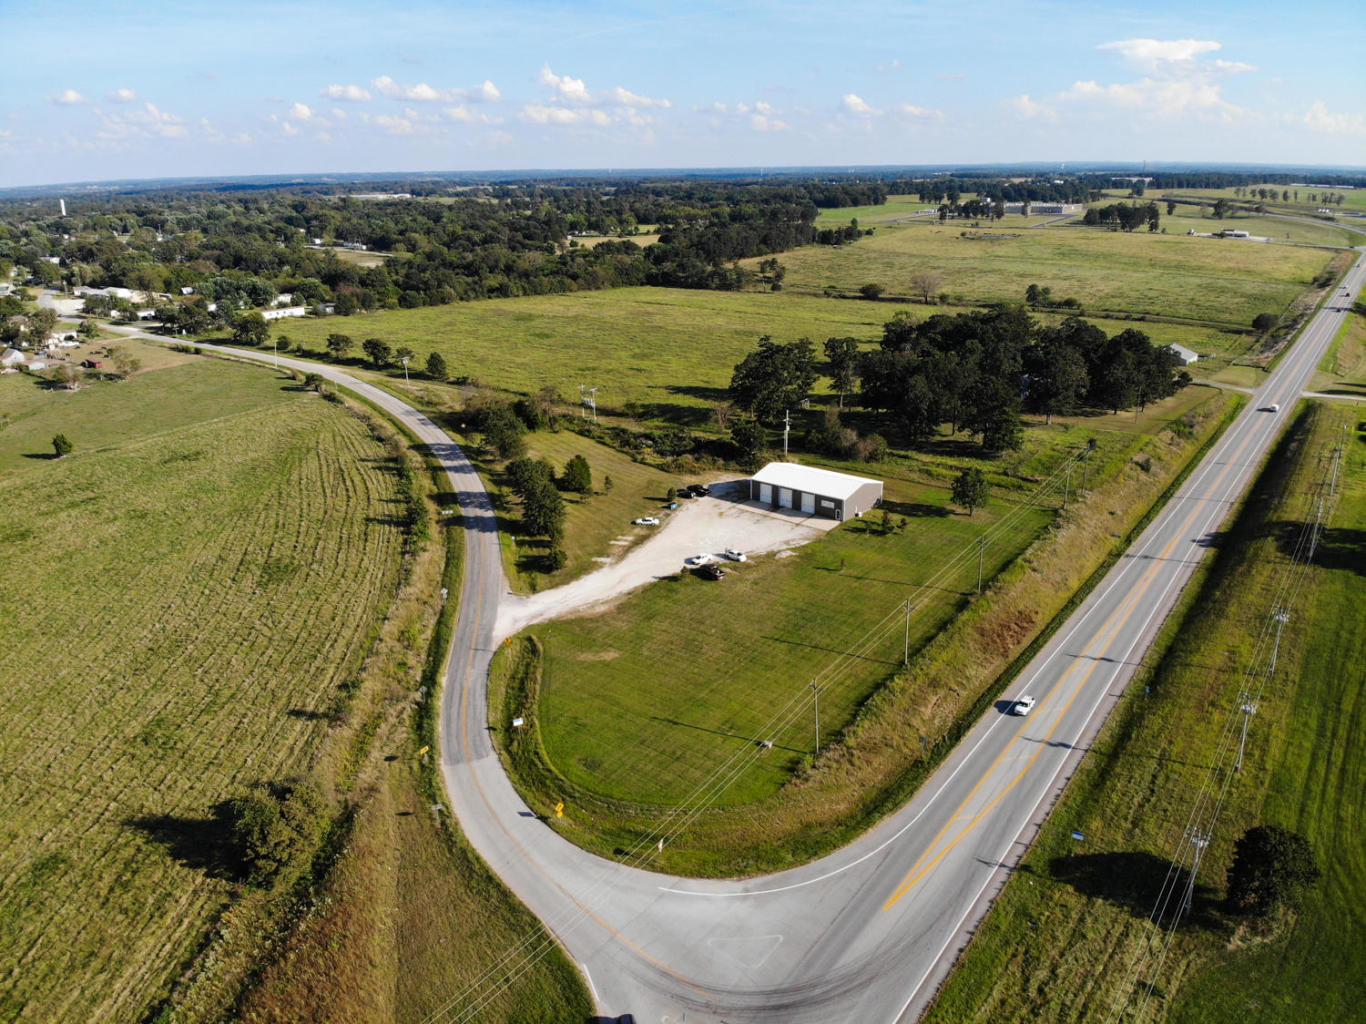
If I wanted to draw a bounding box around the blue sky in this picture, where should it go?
[3,0,1362,187]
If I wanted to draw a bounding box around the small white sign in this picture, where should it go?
[511,717,525,729]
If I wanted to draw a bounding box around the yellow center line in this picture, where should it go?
[882,406,1265,910]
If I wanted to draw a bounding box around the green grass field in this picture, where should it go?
[924,402,1365,1024]
[489,385,1234,873]
[1310,305,1366,396]
[763,217,1334,328]
[0,357,408,1022]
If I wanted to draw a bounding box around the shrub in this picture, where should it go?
[51,433,73,458]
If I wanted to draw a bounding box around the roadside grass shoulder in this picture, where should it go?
[1309,305,1366,395]
[489,390,1235,874]
[923,402,1365,1024]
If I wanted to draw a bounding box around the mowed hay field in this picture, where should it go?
[0,356,406,1022]
[766,218,1334,327]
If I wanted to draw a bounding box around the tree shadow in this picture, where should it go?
[1050,851,1220,927]
[22,452,59,460]
[126,803,246,881]
[1272,521,1366,576]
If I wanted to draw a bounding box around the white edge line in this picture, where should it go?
[581,962,599,1003]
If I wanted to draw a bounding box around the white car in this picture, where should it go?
[1266,403,1280,413]
[685,553,714,566]
[632,516,660,526]
[1012,695,1037,716]
[724,548,747,562]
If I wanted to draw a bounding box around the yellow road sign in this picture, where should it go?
[554,801,564,818]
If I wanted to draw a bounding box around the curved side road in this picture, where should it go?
[104,251,1363,1024]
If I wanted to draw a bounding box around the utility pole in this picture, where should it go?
[1235,691,1258,772]
[1063,462,1072,508]
[810,682,819,758]
[903,599,910,665]
[783,409,791,458]
[1181,827,1211,918]
[588,387,598,422]
[1268,608,1290,680]
[976,535,986,594]
[401,355,410,384]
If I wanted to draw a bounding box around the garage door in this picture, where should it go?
[778,488,793,509]
[801,492,815,514]
[758,483,772,504]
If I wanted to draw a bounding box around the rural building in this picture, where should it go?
[747,462,882,521]
[1004,202,1083,215]
[81,359,103,369]
[261,305,307,321]
[1166,344,1199,365]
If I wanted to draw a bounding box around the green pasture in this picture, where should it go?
[1310,305,1366,396]
[0,359,406,1022]
[764,216,1334,327]
[925,402,1366,1024]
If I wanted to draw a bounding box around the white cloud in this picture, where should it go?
[370,75,502,104]
[316,130,332,142]
[1303,100,1366,136]
[108,88,137,103]
[521,104,611,126]
[324,83,372,101]
[608,86,672,109]
[1098,38,1221,68]
[281,120,299,136]
[1011,93,1057,122]
[51,89,88,105]
[374,114,414,134]
[290,102,314,121]
[750,114,789,132]
[875,58,902,73]
[892,102,942,120]
[331,107,347,120]
[97,102,187,140]
[842,93,875,116]
[539,64,591,103]
[444,105,502,125]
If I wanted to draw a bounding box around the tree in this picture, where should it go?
[1252,313,1277,333]
[483,405,527,460]
[910,270,944,304]
[362,337,393,368]
[951,467,988,516]
[823,336,859,409]
[1027,337,1090,424]
[52,364,83,390]
[729,336,818,422]
[730,418,767,469]
[325,333,353,360]
[27,308,59,347]
[1226,825,1321,917]
[859,283,884,301]
[51,433,73,457]
[231,311,269,347]
[521,477,565,541]
[107,346,141,379]
[77,318,98,339]
[275,334,292,352]
[395,345,416,367]
[561,454,592,496]
[425,351,449,380]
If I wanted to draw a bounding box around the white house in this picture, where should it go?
[1167,344,1199,365]
[27,360,49,371]
[261,305,307,321]
[272,293,294,306]
[180,286,195,295]
[1,348,25,367]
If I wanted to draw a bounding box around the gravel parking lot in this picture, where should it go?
[493,480,840,640]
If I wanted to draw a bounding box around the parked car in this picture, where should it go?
[724,548,747,562]
[701,563,726,580]
[690,484,711,496]
[632,516,660,526]
[685,553,714,566]
[1012,694,1037,716]
[676,488,693,498]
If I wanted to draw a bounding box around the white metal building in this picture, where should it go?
[1166,344,1199,365]
[748,462,883,521]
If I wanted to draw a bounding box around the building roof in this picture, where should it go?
[1166,343,1199,362]
[751,461,881,500]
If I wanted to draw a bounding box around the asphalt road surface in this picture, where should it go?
[96,253,1364,1023]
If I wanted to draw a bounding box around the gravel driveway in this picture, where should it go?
[493,480,840,641]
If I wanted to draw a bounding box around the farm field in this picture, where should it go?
[263,284,1261,431]
[924,403,1365,1024]
[763,217,1334,327]
[491,386,1236,873]
[0,358,408,1022]
[276,287,888,419]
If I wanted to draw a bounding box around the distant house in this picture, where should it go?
[1,348,25,367]
[180,286,195,295]
[136,309,157,320]
[1166,344,1199,365]
[27,359,49,371]
[272,293,294,306]
[261,305,307,321]
[81,359,103,369]
[315,302,337,315]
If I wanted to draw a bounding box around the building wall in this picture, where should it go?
[747,479,877,521]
